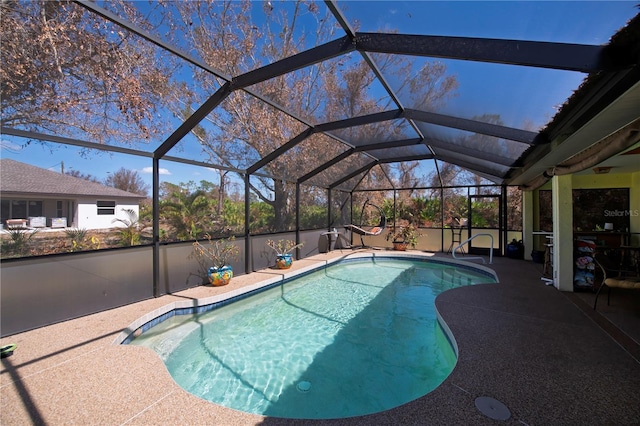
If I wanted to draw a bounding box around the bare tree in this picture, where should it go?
[2,0,459,231]
[65,169,100,183]
[1,0,174,144]
[104,167,150,197]
[166,0,458,230]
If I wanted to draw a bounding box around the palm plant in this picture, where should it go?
[65,228,88,252]
[4,227,38,257]
[160,188,212,240]
[112,208,142,246]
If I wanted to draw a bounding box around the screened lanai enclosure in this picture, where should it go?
[1,1,639,335]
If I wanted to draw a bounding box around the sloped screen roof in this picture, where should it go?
[1,1,638,191]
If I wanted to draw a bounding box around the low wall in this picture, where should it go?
[0,228,521,337]
[0,231,328,337]
[1,247,154,337]
[156,240,247,294]
[249,230,326,271]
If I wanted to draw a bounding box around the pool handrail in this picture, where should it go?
[452,233,493,264]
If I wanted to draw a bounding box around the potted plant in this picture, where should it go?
[192,233,240,286]
[386,223,422,251]
[266,239,304,269]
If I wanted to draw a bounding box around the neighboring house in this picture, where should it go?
[0,159,145,230]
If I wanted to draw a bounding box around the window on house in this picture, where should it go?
[1,200,9,224]
[1,199,45,220]
[97,200,116,215]
[29,201,43,217]
[56,201,63,217]
[12,200,27,218]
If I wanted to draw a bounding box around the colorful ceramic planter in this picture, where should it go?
[393,241,408,251]
[275,253,293,269]
[208,265,233,286]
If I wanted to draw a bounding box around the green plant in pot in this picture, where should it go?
[385,223,422,251]
[192,234,240,286]
[266,239,304,269]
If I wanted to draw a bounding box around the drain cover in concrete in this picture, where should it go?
[475,396,511,421]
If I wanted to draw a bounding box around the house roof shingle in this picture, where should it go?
[0,159,145,199]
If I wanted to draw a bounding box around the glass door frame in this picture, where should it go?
[467,192,503,256]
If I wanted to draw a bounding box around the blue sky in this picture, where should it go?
[1,1,637,190]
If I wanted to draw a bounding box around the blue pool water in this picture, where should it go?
[129,258,496,419]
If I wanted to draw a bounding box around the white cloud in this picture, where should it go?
[141,166,171,175]
[0,139,24,152]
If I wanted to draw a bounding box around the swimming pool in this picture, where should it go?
[127,255,497,419]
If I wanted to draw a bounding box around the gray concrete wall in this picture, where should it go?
[157,239,247,294]
[0,233,325,337]
[248,230,324,271]
[1,247,154,337]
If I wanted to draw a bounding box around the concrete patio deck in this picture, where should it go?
[1,251,639,425]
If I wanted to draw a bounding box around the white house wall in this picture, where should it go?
[75,197,140,230]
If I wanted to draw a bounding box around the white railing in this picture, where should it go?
[452,233,494,264]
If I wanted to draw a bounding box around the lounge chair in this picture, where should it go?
[343,200,386,249]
